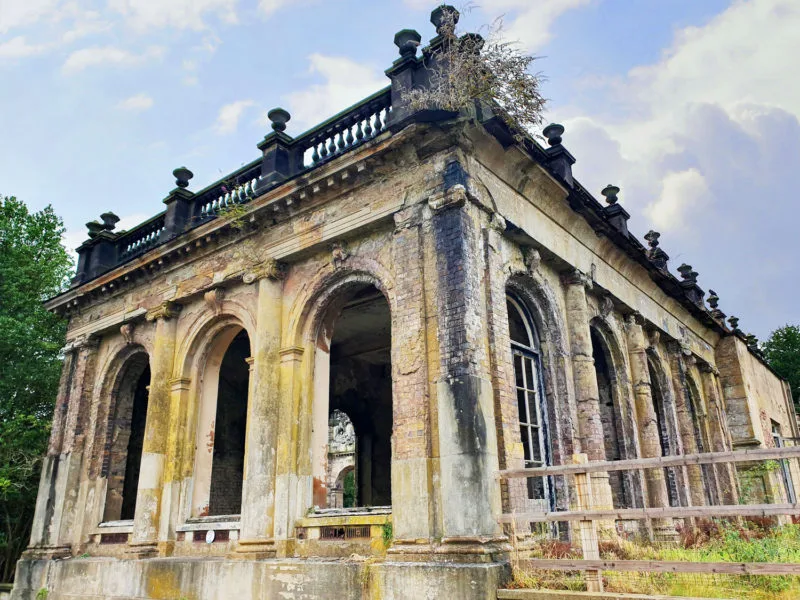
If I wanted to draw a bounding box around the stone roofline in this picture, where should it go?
[44,5,775,379]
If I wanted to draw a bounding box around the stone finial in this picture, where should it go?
[430,4,459,36]
[601,184,620,205]
[677,263,698,284]
[746,333,759,349]
[173,166,194,189]
[644,230,660,249]
[267,108,291,132]
[394,29,422,58]
[728,315,740,331]
[86,220,104,238]
[707,289,719,310]
[458,32,484,54]
[100,212,120,231]
[543,123,564,146]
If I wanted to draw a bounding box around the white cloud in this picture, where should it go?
[0,36,49,60]
[108,0,238,31]
[500,0,592,51]
[0,0,61,34]
[286,54,386,129]
[117,93,153,112]
[644,169,709,233]
[258,0,290,17]
[214,100,255,134]
[62,45,164,73]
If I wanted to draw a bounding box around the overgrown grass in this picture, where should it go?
[511,521,800,599]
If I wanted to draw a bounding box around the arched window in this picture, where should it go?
[103,352,150,522]
[192,328,251,517]
[507,295,550,503]
[686,377,715,505]
[648,359,680,507]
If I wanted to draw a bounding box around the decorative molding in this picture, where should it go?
[561,268,592,290]
[625,311,645,328]
[598,295,614,319]
[61,334,100,354]
[279,345,305,362]
[145,301,182,322]
[427,184,467,212]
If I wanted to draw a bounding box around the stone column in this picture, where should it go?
[29,336,97,554]
[129,301,180,555]
[624,315,673,537]
[428,184,503,546]
[700,363,738,504]
[666,345,705,507]
[562,269,612,509]
[389,204,435,546]
[237,260,284,558]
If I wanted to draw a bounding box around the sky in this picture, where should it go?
[0,0,797,340]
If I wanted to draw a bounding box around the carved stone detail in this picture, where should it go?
[243,258,285,283]
[204,289,224,316]
[522,247,541,276]
[561,268,592,290]
[145,301,182,322]
[599,295,614,319]
[331,241,350,270]
[120,323,135,345]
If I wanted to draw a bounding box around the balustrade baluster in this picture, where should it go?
[335,129,344,152]
[311,139,321,164]
[355,118,364,141]
[374,108,384,133]
[345,121,354,146]
[363,115,373,137]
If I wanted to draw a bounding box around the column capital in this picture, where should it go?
[624,311,645,328]
[561,267,592,290]
[665,338,691,357]
[61,333,100,354]
[243,257,286,284]
[697,360,720,376]
[145,300,182,322]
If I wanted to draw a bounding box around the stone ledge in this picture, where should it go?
[497,590,735,600]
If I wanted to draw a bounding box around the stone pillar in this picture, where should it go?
[624,315,673,537]
[29,336,97,554]
[389,204,435,546]
[562,269,612,509]
[428,184,503,546]
[666,345,705,507]
[237,260,284,558]
[700,364,738,504]
[129,302,180,555]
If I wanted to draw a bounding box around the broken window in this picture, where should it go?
[507,295,550,506]
[312,285,392,509]
[103,353,150,522]
[591,328,631,509]
[192,328,251,517]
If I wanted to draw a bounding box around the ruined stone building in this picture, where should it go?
[12,6,800,600]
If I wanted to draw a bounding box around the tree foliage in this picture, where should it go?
[762,325,800,412]
[403,5,547,139]
[0,196,72,582]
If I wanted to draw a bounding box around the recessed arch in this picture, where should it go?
[190,321,253,517]
[101,346,150,523]
[647,353,680,507]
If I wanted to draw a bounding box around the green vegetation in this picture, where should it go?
[762,324,800,411]
[382,522,393,548]
[511,522,800,599]
[343,470,356,508]
[0,196,72,582]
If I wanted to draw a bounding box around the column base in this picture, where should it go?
[388,536,512,563]
[125,541,158,559]
[231,538,277,559]
[22,545,72,560]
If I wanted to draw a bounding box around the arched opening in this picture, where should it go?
[507,294,551,508]
[192,327,251,517]
[686,377,715,504]
[103,352,150,523]
[312,284,392,509]
[648,358,680,507]
[591,328,631,509]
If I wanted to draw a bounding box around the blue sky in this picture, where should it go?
[1,0,797,340]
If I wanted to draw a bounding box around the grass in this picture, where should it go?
[510,520,800,599]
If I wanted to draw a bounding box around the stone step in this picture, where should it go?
[497,589,735,600]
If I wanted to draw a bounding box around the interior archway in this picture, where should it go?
[648,358,680,507]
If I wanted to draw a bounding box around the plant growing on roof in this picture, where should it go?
[402,4,547,139]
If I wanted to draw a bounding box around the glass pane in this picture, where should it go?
[520,426,531,461]
[514,354,524,387]
[517,389,528,423]
[531,429,542,462]
[508,300,530,346]
[524,358,534,392]
[527,391,538,425]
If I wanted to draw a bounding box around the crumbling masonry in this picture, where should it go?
[12,6,800,600]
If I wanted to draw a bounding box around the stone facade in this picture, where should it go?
[12,6,800,600]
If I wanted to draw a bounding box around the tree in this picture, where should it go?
[402,5,547,139]
[0,196,72,582]
[762,324,800,412]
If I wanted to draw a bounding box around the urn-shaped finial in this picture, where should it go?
[394,29,422,58]
[601,184,620,205]
[99,211,120,231]
[173,166,194,189]
[543,123,564,146]
[431,4,459,36]
[267,108,291,132]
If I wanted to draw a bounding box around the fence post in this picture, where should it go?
[573,453,603,592]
